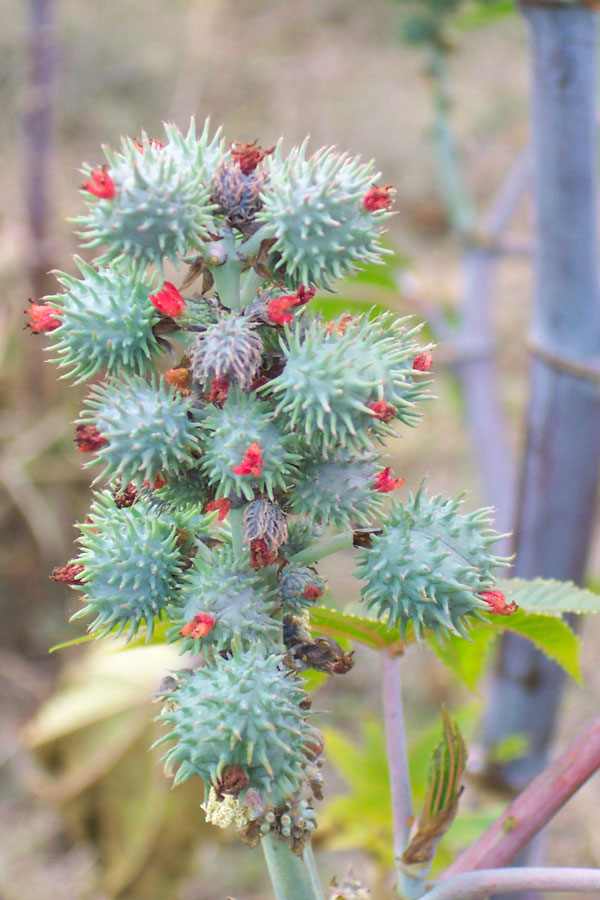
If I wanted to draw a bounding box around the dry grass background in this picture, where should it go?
[0,1,599,898]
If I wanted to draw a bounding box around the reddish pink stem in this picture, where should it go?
[442,716,600,876]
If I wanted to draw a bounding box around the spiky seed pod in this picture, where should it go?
[199,388,299,501]
[211,158,267,227]
[81,375,202,487]
[279,565,325,613]
[170,546,278,653]
[189,314,263,390]
[45,259,159,382]
[155,640,314,807]
[243,498,288,551]
[151,463,210,512]
[257,141,393,289]
[281,519,325,557]
[161,117,227,182]
[288,451,384,530]
[75,119,222,269]
[264,314,429,458]
[356,488,509,641]
[71,491,183,639]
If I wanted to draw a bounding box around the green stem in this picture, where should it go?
[229,506,245,558]
[429,45,475,239]
[210,227,242,311]
[240,267,264,308]
[289,532,354,566]
[261,834,324,900]
[238,223,271,259]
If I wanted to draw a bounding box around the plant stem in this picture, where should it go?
[211,227,242,311]
[381,652,413,896]
[261,834,324,900]
[442,715,600,876]
[423,867,600,900]
[240,267,264,308]
[289,532,354,567]
[238,223,271,260]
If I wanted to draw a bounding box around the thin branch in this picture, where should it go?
[442,715,600,876]
[381,652,413,889]
[424,867,600,900]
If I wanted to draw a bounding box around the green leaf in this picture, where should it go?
[310,606,406,653]
[427,624,497,691]
[487,610,581,684]
[310,295,395,320]
[498,577,600,616]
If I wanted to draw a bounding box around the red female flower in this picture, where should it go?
[205,498,232,521]
[163,367,191,392]
[413,351,433,372]
[207,376,229,406]
[233,442,263,477]
[180,612,216,639]
[81,165,116,200]
[74,424,107,452]
[367,399,397,423]
[266,285,315,325]
[303,585,324,602]
[50,562,85,585]
[149,282,186,318]
[249,538,277,569]
[479,590,518,616]
[26,301,62,333]
[374,468,405,493]
[363,185,394,212]
[231,140,275,175]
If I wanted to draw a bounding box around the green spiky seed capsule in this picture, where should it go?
[170,547,278,652]
[46,259,159,382]
[265,314,429,458]
[288,450,383,530]
[71,491,183,639]
[356,489,508,641]
[156,640,314,807]
[199,388,299,500]
[81,374,202,487]
[75,119,222,270]
[258,141,392,289]
[279,565,325,612]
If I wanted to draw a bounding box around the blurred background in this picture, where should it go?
[1,1,598,898]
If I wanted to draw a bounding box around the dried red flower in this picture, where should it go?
[233,442,263,477]
[114,483,138,508]
[144,473,168,490]
[367,399,397,423]
[325,315,354,338]
[163,367,190,392]
[249,537,277,569]
[374,467,405,493]
[231,140,275,175]
[303,585,324,602]
[479,589,518,616]
[180,612,216,639]
[207,376,229,406]
[75,424,107,453]
[205,498,232,521]
[363,185,394,212]
[413,351,433,372]
[50,562,85,585]
[26,301,62,333]
[134,138,164,152]
[214,764,249,800]
[81,165,116,200]
[149,282,186,318]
